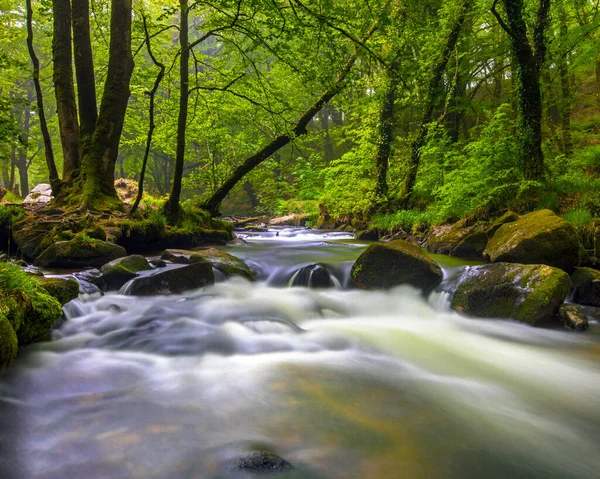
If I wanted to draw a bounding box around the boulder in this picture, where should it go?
[451,263,571,326]
[485,211,519,237]
[570,267,600,307]
[234,451,294,473]
[558,304,589,331]
[427,222,488,259]
[355,229,379,241]
[484,210,583,273]
[351,239,443,291]
[34,235,127,269]
[161,248,255,280]
[37,277,80,305]
[291,264,335,288]
[23,183,52,205]
[125,262,214,295]
[99,255,152,290]
[452,231,489,259]
[595,225,600,261]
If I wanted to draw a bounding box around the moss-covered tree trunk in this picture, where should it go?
[494,0,550,181]
[52,0,80,181]
[557,0,573,157]
[164,0,189,223]
[26,0,59,194]
[397,0,471,207]
[78,0,133,208]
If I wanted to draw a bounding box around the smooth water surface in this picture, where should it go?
[1,228,599,478]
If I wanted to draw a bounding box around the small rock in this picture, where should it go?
[125,262,214,295]
[291,264,334,288]
[558,304,589,331]
[150,259,167,268]
[235,451,294,473]
[355,229,379,241]
[570,267,600,307]
[99,255,152,290]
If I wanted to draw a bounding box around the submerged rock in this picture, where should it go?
[484,210,583,273]
[99,255,152,290]
[234,451,294,473]
[125,262,214,295]
[558,304,589,331]
[291,263,335,288]
[351,239,443,291]
[34,235,127,268]
[451,263,571,326]
[570,267,600,307]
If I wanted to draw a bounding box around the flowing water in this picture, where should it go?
[1,228,600,479]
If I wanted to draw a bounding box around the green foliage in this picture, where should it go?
[562,208,592,226]
[371,209,443,232]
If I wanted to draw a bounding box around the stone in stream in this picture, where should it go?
[484,209,585,273]
[351,239,443,291]
[34,234,127,268]
[234,451,294,474]
[558,304,589,331]
[37,276,80,305]
[291,263,335,288]
[125,262,214,295]
[99,254,152,290]
[161,248,255,281]
[451,263,571,326]
[570,267,600,307]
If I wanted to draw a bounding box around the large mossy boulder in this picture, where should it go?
[99,254,152,290]
[427,222,489,259]
[570,267,600,307]
[351,239,443,291]
[484,210,583,273]
[451,263,571,326]
[0,314,18,369]
[34,235,127,269]
[161,248,255,281]
[485,211,519,237]
[37,277,80,305]
[125,262,214,295]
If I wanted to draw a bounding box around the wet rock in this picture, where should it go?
[355,229,379,241]
[234,451,294,474]
[570,267,600,307]
[125,262,214,295]
[485,211,519,237]
[558,304,589,331]
[150,259,167,268]
[291,264,334,288]
[484,210,583,273]
[351,239,443,291]
[161,248,255,280]
[37,277,80,305]
[228,237,250,247]
[34,235,127,268]
[99,255,152,290]
[451,263,571,326]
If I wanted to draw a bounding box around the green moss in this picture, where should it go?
[485,209,582,273]
[485,211,519,237]
[17,290,62,345]
[34,234,127,268]
[0,314,18,369]
[190,248,256,281]
[570,267,600,307]
[99,255,152,290]
[351,240,443,291]
[37,277,80,305]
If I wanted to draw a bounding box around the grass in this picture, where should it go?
[370,209,444,232]
[562,208,593,226]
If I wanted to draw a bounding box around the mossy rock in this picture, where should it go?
[484,210,583,273]
[351,239,443,291]
[570,267,600,307]
[34,235,127,269]
[355,229,379,241]
[0,315,18,369]
[427,223,486,256]
[16,289,63,344]
[99,255,152,290]
[558,304,589,331]
[12,217,63,260]
[485,211,519,237]
[125,262,215,295]
[451,263,571,326]
[595,225,600,261]
[37,277,80,305]
[452,231,489,260]
[161,248,256,280]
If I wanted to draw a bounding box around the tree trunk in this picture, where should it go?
[557,0,573,157]
[131,15,166,215]
[374,60,400,201]
[164,0,189,223]
[494,0,550,181]
[52,0,80,180]
[72,0,98,142]
[397,0,471,206]
[200,19,381,216]
[26,0,59,193]
[79,0,134,208]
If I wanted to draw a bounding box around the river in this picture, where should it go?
[1,228,599,478]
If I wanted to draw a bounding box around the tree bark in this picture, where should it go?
[72,0,98,142]
[131,15,166,215]
[397,0,471,206]
[79,0,134,207]
[493,0,550,181]
[52,0,80,180]
[26,0,59,193]
[164,0,190,222]
[200,19,381,216]
[557,0,573,156]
